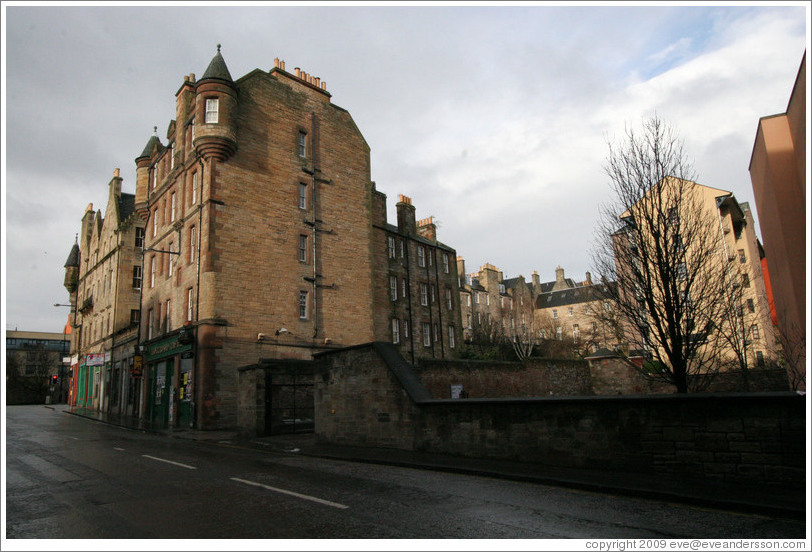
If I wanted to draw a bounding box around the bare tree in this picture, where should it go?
[592,116,730,393]
[508,319,536,361]
[712,278,781,391]
[776,321,806,391]
[534,311,583,359]
[462,312,510,360]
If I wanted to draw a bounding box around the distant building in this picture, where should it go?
[457,261,535,346]
[534,267,624,354]
[749,51,806,390]
[6,330,70,405]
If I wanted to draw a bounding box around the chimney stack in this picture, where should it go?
[396,194,416,235]
[416,216,436,241]
[552,266,569,291]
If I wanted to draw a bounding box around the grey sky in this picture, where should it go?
[2,3,808,333]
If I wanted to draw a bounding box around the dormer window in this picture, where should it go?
[205,98,219,124]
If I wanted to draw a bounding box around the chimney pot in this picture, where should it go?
[295,68,301,77]
[281,60,285,70]
[114,168,120,178]
[274,57,279,68]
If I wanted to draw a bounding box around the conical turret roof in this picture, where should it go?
[64,240,80,268]
[200,44,234,83]
[136,127,164,161]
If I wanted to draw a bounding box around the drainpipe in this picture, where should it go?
[432,246,445,358]
[404,238,415,365]
[310,112,319,339]
[193,156,204,429]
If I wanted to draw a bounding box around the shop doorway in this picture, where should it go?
[177,358,193,428]
[148,360,173,428]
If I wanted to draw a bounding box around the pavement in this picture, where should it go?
[56,404,807,520]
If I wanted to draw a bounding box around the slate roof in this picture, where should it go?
[502,277,532,295]
[137,132,164,161]
[537,279,577,294]
[64,242,80,268]
[118,193,135,223]
[536,282,615,309]
[200,44,234,83]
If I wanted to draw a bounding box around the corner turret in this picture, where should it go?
[193,44,238,161]
[63,236,80,294]
[134,127,164,218]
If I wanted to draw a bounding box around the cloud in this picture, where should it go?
[2,4,807,331]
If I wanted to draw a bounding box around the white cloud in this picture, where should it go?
[2,4,808,330]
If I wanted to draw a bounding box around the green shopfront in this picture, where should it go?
[145,334,194,429]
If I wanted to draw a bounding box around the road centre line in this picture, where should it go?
[230,477,349,510]
[142,454,197,470]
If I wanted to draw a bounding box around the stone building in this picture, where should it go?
[371,193,462,364]
[457,260,539,347]
[749,52,806,390]
[131,46,445,433]
[534,267,624,354]
[62,169,144,417]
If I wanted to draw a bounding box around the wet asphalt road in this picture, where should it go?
[4,405,807,541]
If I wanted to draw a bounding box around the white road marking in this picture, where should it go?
[113,447,125,451]
[142,454,197,470]
[230,477,349,509]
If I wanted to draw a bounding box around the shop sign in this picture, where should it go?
[180,351,194,359]
[145,335,192,361]
[86,353,106,366]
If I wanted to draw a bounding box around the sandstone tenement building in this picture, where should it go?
[62,169,144,418]
[130,46,389,430]
[57,46,466,433]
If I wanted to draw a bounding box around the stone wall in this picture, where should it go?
[415,358,591,398]
[587,355,674,395]
[315,343,805,487]
[315,343,421,450]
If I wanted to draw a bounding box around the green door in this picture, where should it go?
[77,366,87,407]
[149,360,173,428]
[78,366,94,408]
